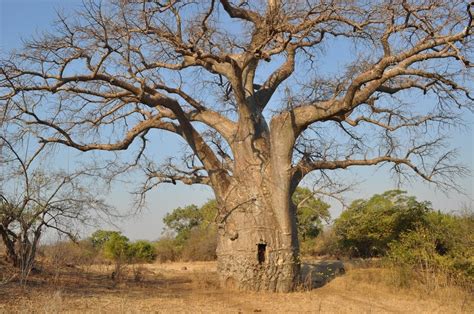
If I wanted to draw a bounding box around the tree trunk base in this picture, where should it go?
[217,249,299,292]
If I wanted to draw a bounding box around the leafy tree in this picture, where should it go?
[334,190,431,257]
[163,200,217,244]
[2,0,472,291]
[161,200,218,261]
[293,187,330,241]
[90,230,123,249]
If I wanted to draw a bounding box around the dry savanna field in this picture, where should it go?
[1,259,472,313]
[1,0,474,313]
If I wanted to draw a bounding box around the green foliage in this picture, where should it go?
[387,211,474,287]
[163,200,217,245]
[159,200,218,262]
[163,205,201,240]
[330,189,472,288]
[102,232,131,261]
[334,190,430,257]
[90,230,123,249]
[129,240,156,263]
[293,187,331,241]
[89,230,156,263]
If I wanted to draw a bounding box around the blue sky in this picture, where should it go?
[1,0,473,241]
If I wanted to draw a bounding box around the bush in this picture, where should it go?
[89,230,157,264]
[159,200,218,262]
[102,232,131,262]
[129,240,156,263]
[300,238,318,256]
[42,239,99,266]
[387,211,474,288]
[334,190,430,257]
[154,235,180,263]
[90,230,123,249]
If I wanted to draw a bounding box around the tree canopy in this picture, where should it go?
[1,0,471,197]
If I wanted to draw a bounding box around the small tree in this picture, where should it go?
[102,232,130,261]
[90,230,124,249]
[99,231,130,281]
[161,200,218,261]
[91,230,156,263]
[0,136,111,282]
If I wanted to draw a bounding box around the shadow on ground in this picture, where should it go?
[300,260,345,289]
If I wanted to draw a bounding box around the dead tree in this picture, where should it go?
[0,133,111,282]
[0,0,472,291]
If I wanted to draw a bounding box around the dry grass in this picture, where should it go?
[1,260,472,313]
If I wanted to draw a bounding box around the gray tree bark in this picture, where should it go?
[216,177,300,292]
[213,116,301,292]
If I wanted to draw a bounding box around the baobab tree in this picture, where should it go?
[1,0,472,291]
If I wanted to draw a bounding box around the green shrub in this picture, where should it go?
[293,187,331,241]
[163,200,217,245]
[102,232,131,262]
[90,230,124,249]
[334,190,430,257]
[129,240,156,263]
[90,230,157,264]
[387,211,474,288]
[161,200,218,262]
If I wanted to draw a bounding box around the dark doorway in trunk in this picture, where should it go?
[257,243,266,264]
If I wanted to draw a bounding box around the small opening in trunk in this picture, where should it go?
[257,243,266,264]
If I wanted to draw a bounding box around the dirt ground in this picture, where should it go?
[1,261,472,313]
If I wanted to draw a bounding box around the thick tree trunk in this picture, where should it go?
[215,181,300,292]
[214,110,301,292]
